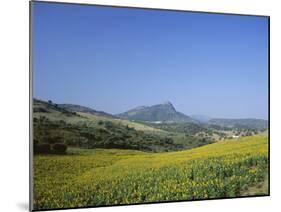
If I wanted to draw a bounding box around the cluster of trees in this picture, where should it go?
[34,141,67,154]
[34,117,68,154]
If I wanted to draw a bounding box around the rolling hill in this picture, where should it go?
[34,99,161,132]
[33,99,212,152]
[58,103,116,119]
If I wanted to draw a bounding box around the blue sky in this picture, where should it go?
[32,2,269,119]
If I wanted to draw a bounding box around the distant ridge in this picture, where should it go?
[33,98,116,118]
[117,101,197,123]
[190,114,211,123]
[209,118,268,130]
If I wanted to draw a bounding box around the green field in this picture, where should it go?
[33,135,268,210]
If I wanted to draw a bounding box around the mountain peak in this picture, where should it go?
[118,102,197,123]
[160,101,176,112]
[162,101,173,106]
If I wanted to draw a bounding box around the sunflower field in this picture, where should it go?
[33,135,268,210]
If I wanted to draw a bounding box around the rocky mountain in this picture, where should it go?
[117,101,197,123]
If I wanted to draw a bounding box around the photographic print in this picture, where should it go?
[30,1,269,211]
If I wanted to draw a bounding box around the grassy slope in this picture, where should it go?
[33,135,268,209]
[34,100,164,133]
[77,112,165,133]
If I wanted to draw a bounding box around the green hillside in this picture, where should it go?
[33,135,268,210]
[33,99,212,152]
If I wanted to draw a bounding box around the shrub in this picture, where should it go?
[52,143,67,154]
[34,143,51,154]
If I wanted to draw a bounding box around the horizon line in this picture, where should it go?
[33,97,268,121]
